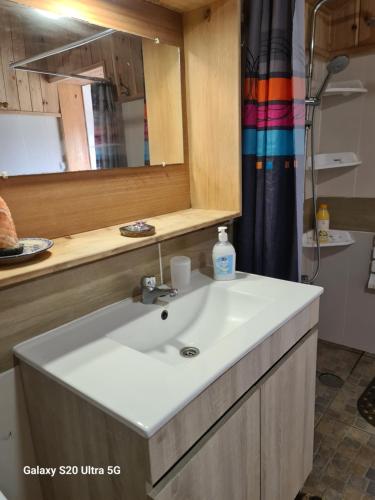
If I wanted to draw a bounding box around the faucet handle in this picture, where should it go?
[141,276,156,291]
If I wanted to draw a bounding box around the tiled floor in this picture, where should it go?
[301,340,375,500]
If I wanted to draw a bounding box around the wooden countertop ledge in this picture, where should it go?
[0,209,238,289]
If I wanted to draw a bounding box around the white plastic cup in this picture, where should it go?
[170,256,191,291]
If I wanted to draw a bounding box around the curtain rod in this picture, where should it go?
[13,65,110,83]
[9,28,116,69]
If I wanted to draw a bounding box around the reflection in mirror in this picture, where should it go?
[0,0,183,176]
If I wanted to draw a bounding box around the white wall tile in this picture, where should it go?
[316,53,375,198]
[315,231,375,354]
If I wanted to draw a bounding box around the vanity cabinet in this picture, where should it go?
[261,331,317,500]
[149,389,261,500]
[149,330,317,500]
[19,299,319,500]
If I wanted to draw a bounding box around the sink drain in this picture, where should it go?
[180,346,200,358]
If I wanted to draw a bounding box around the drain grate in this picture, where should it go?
[358,376,375,427]
[318,372,344,388]
[180,346,200,358]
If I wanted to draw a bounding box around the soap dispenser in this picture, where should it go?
[212,226,236,280]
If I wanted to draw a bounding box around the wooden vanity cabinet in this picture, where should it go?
[148,330,317,500]
[20,306,319,500]
[149,388,261,500]
[261,331,317,500]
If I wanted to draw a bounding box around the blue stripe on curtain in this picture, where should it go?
[243,129,305,157]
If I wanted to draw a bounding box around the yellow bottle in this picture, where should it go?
[317,203,330,243]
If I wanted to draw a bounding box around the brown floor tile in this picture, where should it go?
[304,413,375,498]
[317,340,362,380]
[329,355,375,435]
[303,343,374,499]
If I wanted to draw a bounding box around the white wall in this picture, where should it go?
[122,99,145,167]
[317,53,375,197]
[304,231,375,353]
[0,114,65,176]
[0,368,42,500]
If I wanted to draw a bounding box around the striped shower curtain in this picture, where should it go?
[235,0,305,282]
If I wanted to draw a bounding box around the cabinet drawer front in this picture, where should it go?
[261,329,318,500]
[149,389,260,500]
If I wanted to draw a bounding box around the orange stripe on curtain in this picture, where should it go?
[244,76,305,101]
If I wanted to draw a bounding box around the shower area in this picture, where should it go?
[300,3,375,498]
[303,0,375,355]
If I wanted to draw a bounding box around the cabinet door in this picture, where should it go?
[149,389,260,500]
[261,330,318,500]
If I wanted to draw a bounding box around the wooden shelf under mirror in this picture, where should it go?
[0,208,239,289]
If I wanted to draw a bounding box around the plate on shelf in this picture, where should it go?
[303,230,355,248]
[0,238,53,265]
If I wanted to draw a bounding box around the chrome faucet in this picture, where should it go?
[141,276,178,305]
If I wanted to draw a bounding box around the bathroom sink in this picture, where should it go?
[14,270,322,437]
[108,283,271,365]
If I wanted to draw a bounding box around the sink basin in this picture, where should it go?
[108,283,272,365]
[14,270,322,437]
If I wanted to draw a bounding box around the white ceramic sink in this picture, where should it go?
[108,283,271,365]
[14,270,322,437]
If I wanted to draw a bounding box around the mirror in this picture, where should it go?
[0,0,184,176]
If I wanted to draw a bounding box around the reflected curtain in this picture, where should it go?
[91,83,127,169]
[234,0,305,281]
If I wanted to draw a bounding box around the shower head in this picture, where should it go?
[326,55,350,75]
[313,55,350,101]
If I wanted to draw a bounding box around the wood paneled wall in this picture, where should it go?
[184,0,241,212]
[142,39,184,165]
[0,8,60,113]
[7,0,183,46]
[0,5,146,113]
[1,164,190,238]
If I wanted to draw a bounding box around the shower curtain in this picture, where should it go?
[91,83,127,169]
[235,0,305,282]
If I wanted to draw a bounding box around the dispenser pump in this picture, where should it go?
[218,226,228,243]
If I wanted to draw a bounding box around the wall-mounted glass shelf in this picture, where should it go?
[323,79,368,97]
[303,229,355,248]
[307,152,361,170]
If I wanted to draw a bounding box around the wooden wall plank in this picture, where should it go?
[142,39,184,165]
[0,12,20,110]
[58,83,91,171]
[1,164,191,238]
[184,0,241,212]
[9,0,183,46]
[146,0,212,13]
[9,13,33,111]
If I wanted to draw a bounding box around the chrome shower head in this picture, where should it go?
[326,55,350,75]
[312,55,350,102]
